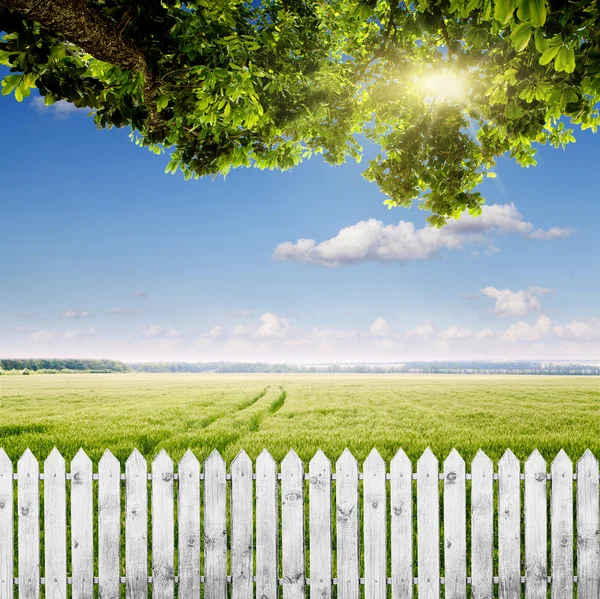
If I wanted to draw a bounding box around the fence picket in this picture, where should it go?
[550,450,573,599]
[18,449,39,599]
[0,449,13,599]
[364,449,386,599]
[336,449,359,599]
[231,450,253,599]
[256,449,278,599]
[444,449,466,599]
[72,449,93,599]
[498,449,520,599]
[126,449,148,599]
[204,450,227,599]
[98,450,121,599]
[577,450,600,599]
[44,449,66,599]
[417,448,439,599]
[178,450,200,599]
[282,450,305,599]
[525,450,547,599]
[470,450,493,599]
[309,450,332,599]
[390,449,412,599]
[152,450,174,599]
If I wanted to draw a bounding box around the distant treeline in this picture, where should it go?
[1,358,599,375]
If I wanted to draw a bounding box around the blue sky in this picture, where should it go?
[1,90,599,362]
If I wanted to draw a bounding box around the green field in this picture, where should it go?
[0,373,598,465]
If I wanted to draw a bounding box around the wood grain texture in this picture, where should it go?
[0,449,13,599]
[98,450,121,599]
[256,450,278,599]
[364,449,386,599]
[126,449,148,599]
[470,450,493,599]
[336,449,359,599]
[281,450,305,599]
[309,450,332,599]
[71,449,94,599]
[44,449,66,599]
[444,449,466,599]
[577,450,600,599]
[178,450,200,599]
[550,450,572,599]
[417,448,439,599]
[152,450,174,599]
[18,449,39,599]
[204,450,227,599]
[390,449,412,599]
[231,450,253,599]
[498,450,520,599]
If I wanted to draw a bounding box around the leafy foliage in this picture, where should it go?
[1,0,599,224]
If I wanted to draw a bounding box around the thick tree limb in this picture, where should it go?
[0,0,165,135]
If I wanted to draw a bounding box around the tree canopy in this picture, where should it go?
[1,0,598,224]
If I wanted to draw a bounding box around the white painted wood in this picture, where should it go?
[18,449,39,599]
[390,449,412,599]
[364,449,386,599]
[98,450,121,599]
[444,449,466,599]
[281,450,305,599]
[256,449,278,599]
[498,449,520,599]
[152,450,174,599]
[126,449,148,599]
[0,449,13,599]
[309,450,331,599]
[231,450,253,599]
[525,450,547,599]
[71,449,94,599]
[577,450,600,599]
[336,449,359,599]
[204,450,227,599]
[470,450,493,599]
[550,450,573,599]
[417,448,439,599]
[178,450,200,599]
[44,449,66,599]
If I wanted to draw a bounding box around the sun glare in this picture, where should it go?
[417,71,467,103]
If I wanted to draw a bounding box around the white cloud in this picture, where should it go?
[32,96,83,119]
[27,330,56,343]
[500,315,552,342]
[61,310,91,319]
[527,286,555,294]
[475,328,495,341]
[273,203,571,266]
[405,321,436,340]
[481,287,541,316]
[528,227,574,240]
[256,313,291,338]
[553,318,600,341]
[369,317,391,337]
[438,326,473,340]
[63,327,96,341]
[164,329,184,339]
[111,306,139,315]
[135,324,164,339]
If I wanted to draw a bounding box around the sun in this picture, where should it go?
[417,71,468,103]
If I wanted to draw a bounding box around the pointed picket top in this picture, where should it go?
[577,448,597,468]
[336,447,358,470]
[44,447,65,467]
[417,446,438,470]
[364,447,385,470]
[231,448,252,469]
[204,448,226,468]
[71,447,92,474]
[472,448,492,469]
[0,448,11,468]
[525,449,546,481]
[99,448,119,468]
[390,448,411,470]
[152,448,173,473]
[257,447,276,466]
[444,448,465,487]
[551,448,572,472]
[309,448,330,469]
[499,448,519,468]
[125,448,146,467]
[282,448,303,469]
[17,447,38,468]
[179,448,199,469]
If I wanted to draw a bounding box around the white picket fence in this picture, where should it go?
[0,447,598,599]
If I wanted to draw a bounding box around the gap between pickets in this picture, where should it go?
[13,472,579,480]
[11,576,578,586]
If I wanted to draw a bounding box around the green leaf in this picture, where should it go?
[494,0,517,24]
[527,0,547,26]
[510,23,532,52]
[555,45,569,71]
[156,95,169,111]
[563,45,576,73]
[534,28,548,53]
[539,45,560,65]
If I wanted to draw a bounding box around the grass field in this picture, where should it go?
[0,373,598,465]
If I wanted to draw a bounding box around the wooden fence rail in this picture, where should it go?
[0,447,598,599]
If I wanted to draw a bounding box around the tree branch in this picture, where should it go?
[0,0,165,135]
